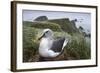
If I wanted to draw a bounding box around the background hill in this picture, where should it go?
[48,18,79,34]
[24,16,80,34]
[34,16,48,21]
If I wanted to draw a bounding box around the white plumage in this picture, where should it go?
[38,29,68,58]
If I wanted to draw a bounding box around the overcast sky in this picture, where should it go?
[23,10,91,32]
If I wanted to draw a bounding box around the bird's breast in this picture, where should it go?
[39,38,53,49]
[39,38,53,57]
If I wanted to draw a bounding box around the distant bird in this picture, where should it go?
[38,29,68,61]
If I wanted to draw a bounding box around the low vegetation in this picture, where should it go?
[23,17,91,62]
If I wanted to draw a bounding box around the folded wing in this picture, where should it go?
[50,37,68,53]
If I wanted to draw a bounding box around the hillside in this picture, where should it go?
[23,16,91,62]
[32,21,62,32]
[48,18,79,34]
[23,17,80,34]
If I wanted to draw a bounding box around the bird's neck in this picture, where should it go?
[42,37,53,40]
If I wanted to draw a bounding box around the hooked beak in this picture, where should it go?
[38,33,45,40]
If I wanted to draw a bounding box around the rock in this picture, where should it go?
[34,16,48,21]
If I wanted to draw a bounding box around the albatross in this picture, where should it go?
[38,29,68,61]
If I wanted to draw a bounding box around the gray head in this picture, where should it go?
[38,29,53,40]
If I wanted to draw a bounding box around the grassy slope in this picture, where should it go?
[23,19,91,62]
[48,18,79,34]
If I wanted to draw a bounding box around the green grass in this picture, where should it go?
[48,18,79,34]
[65,34,91,59]
[32,21,62,31]
[23,26,39,62]
[23,20,91,62]
[23,21,33,27]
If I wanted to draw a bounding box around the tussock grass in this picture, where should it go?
[23,21,91,62]
[65,35,91,60]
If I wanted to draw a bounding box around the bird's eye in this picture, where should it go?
[45,31,48,33]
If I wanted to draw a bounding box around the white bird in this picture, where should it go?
[38,29,68,61]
